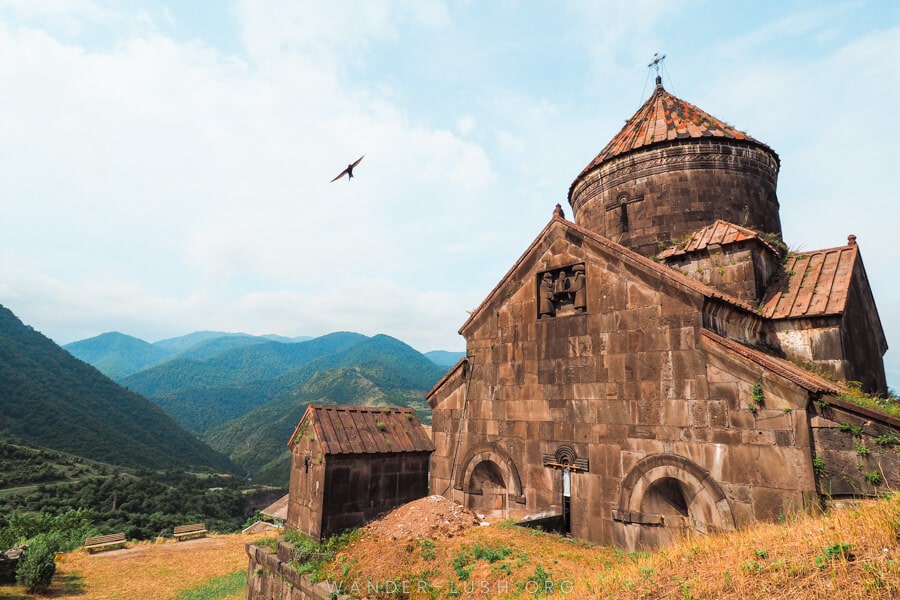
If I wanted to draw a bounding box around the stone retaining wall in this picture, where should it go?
[246,542,347,600]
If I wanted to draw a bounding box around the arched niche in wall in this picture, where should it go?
[613,453,735,536]
[454,443,525,513]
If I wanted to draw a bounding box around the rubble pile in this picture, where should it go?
[363,495,482,540]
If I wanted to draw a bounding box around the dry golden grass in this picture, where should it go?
[0,531,275,600]
[322,494,900,599]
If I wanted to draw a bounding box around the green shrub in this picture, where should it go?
[15,533,56,593]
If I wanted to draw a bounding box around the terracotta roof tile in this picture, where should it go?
[657,220,779,259]
[578,82,772,176]
[289,405,434,455]
[760,244,858,319]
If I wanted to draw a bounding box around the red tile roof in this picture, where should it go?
[759,244,857,319]
[578,82,772,175]
[289,405,434,455]
[658,220,780,259]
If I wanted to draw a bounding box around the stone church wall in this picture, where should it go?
[838,261,889,394]
[288,446,431,540]
[427,222,887,549]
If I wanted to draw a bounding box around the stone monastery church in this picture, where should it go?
[427,76,899,550]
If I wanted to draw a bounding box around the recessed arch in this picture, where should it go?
[454,443,524,500]
[616,453,735,535]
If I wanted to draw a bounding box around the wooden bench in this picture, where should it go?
[84,533,126,553]
[173,523,207,541]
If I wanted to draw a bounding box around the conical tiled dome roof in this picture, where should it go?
[578,79,775,176]
[567,77,782,258]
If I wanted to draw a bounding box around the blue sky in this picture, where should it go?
[1,0,898,388]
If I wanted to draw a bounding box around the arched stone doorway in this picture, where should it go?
[614,454,735,549]
[455,444,524,519]
[467,460,507,514]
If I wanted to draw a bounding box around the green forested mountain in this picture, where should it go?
[165,334,269,362]
[0,304,234,471]
[258,334,445,415]
[121,332,367,398]
[203,334,443,485]
[119,332,370,432]
[63,331,172,380]
[64,330,291,379]
[153,330,250,353]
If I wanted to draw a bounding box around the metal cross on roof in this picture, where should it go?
[648,52,666,75]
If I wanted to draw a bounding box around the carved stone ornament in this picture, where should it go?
[537,263,586,319]
[542,445,589,472]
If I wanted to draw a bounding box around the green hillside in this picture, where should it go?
[147,333,444,435]
[0,435,113,490]
[151,386,266,435]
[257,334,446,401]
[0,304,234,471]
[63,331,173,379]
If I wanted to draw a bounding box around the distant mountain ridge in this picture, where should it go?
[0,304,234,471]
[63,332,171,380]
[120,332,367,403]
[64,330,312,379]
[66,330,457,380]
[60,331,465,485]
[61,328,455,486]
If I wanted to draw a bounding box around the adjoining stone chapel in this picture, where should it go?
[427,77,899,550]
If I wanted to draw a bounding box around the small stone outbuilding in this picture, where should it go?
[285,404,434,540]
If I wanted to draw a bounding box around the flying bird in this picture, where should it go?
[330,154,365,182]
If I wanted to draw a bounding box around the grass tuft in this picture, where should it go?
[173,569,247,600]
